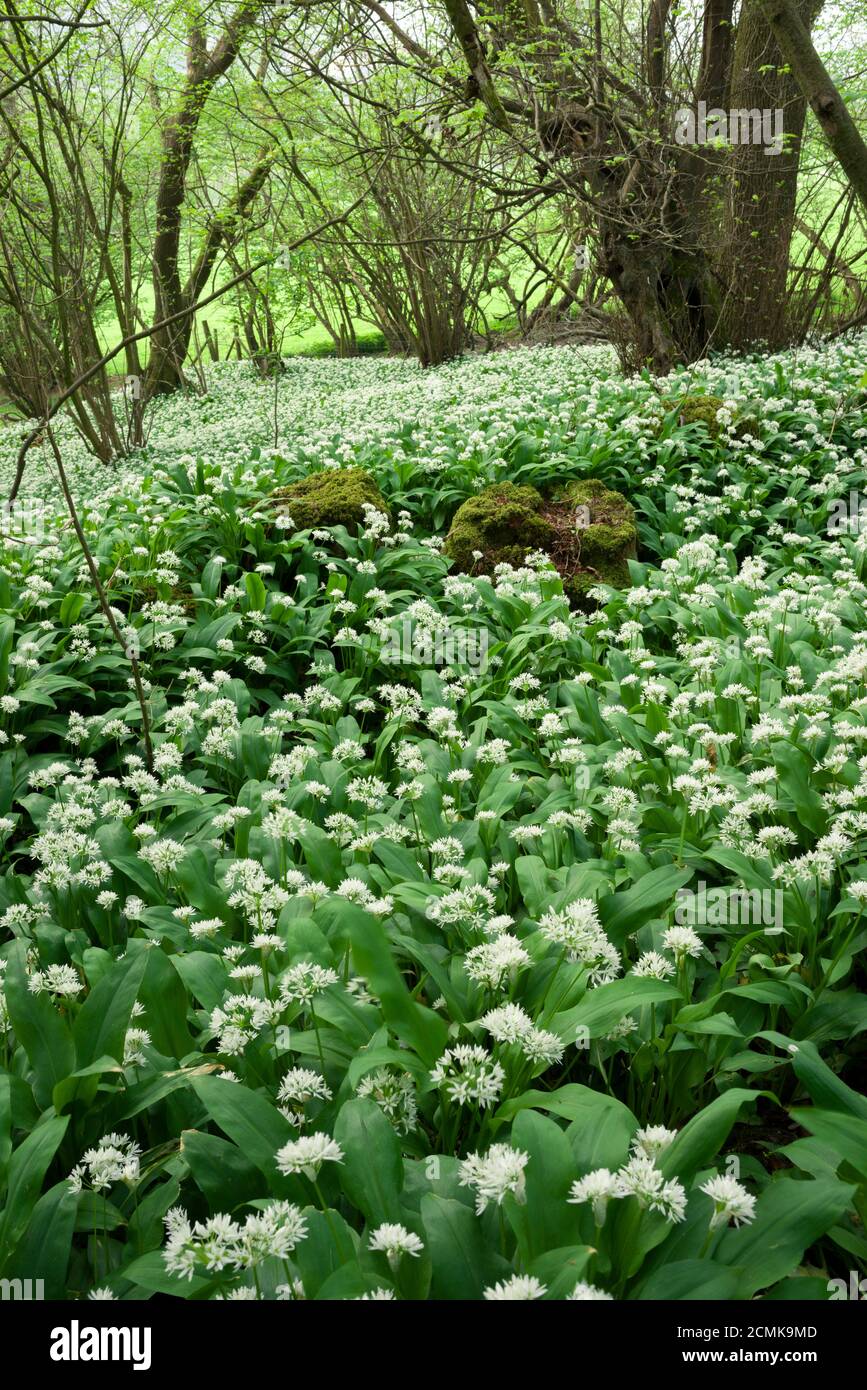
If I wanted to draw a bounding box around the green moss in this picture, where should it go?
[559,478,637,595]
[443,483,555,572]
[272,467,388,531]
[673,394,726,438]
[444,477,637,604]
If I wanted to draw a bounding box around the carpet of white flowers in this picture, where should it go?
[1,336,867,1301]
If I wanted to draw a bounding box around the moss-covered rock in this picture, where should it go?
[557,478,637,599]
[444,477,637,604]
[667,394,764,443]
[675,394,726,437]
[272,467,388,531]
[443,483,555,572]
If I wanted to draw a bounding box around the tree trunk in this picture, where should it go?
[145,2,263,399]
[759,0,867,212]
[602,230,721,374]
[719,0,823,349]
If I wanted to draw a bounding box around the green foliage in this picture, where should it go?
[443,482,554,571]
[0,337,865,1300]
[271,467,388,531]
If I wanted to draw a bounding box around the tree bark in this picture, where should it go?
[145,1,265,398]
[758,0,867,212]
[719,0,823,349]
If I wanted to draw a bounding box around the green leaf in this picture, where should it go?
[420,1194,508,1300]
[59,592,86,626]
[717,1177,856,1296]
[294,1208,360,1297]
[3,943,74,1110]
[772,743,826,836]
[789,1109,867,1183]
[527,1245,594,1299]
[244,572,267,611]
[191,1075,293,1188]
[333,1098,403,1226]
[789,1039,867,1119]
[0,1116,69,1271]
[637,1260,741,1300]
[73,949,148,1069]
[138,946,195,1059]
[121,1249,214,1299]
[170,951,227,1012]
[598,864,692,944]
[181,1130,263,1212]
[660,1089,765,1183]
[552,977,681,1042]
[346,905,447,1066]
[2,1180,78,1297]
[509,1110,581,1261]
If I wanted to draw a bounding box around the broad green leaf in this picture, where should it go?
[333,1098,403,1226]
[2,1180,78,1297]
[73,949,149,1069]
[4,944,74,1110]
[717,1177,855,1296]
[191,1075,293,1188]
[660,1089,765,1183]
[346,905,447,1066]
[420,1194,508,1300]
[0,1116,69,1271]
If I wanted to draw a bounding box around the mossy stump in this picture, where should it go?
[271,467,388,531]
[443,478,637,603]
[675,394,725,437]
[442,483,555,573]
[559,478,637,600]
[668,393,760,442]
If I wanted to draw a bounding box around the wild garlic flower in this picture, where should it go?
[464,935,530,988]
[614,1155,687,1223]
[631,1125,677,1161]
[568,1168,620,1225]
[368,1223,424,1266]
[355,1067,418,1134]
[123,1026,151,1067]
[163,1202,307,1279]
[69,1133,142,1193]
[631,951,675,980]
[278,962,339,1006]
[567,1281,613,1300]
[661,925,704,960]
[459,1143,529,1213]
[483,1275,547,1300]
[210,993,278,1055]
[28,963,83,997]
[275,1132,344,1180]
[277,1068,332,1124]
[430,1045,505,1109]
[700,1174,757,1229]
[538,900,621,984]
